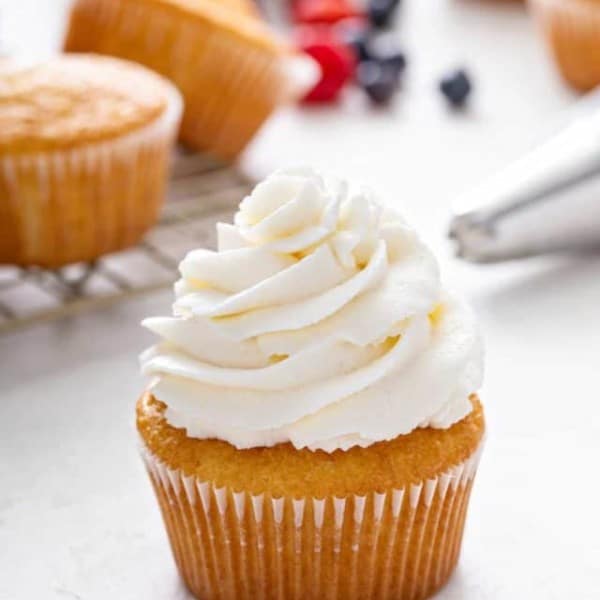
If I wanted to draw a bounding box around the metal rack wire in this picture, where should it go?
[0,151,253,333]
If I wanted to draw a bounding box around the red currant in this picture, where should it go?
[293,0,364,25]
[296,27,357,103]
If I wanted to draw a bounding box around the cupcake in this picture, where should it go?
[208,0,260,17]
[64,0,308,161]
[529,0,600,91]
[138,168,485,599]
[0,54,182,268]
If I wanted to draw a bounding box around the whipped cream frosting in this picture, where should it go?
[141,167,483,452]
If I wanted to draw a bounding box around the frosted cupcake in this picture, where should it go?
[64,0,308,161]
[0,55,182,268]
[138,168,485,600]
[530,0,600,90]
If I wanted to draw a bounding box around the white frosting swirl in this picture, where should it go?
[141,168,483,452]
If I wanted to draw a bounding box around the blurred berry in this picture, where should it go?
[367,34,406,74]
[439,69,472,107]
[367,0,400,29]
[357,60,399,104]
[339,28,408,89]
[293,0,363,25]
[296,27,357,102]
[381,50,405,73]
[340,27,372,62]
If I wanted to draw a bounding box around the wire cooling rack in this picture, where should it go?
[0,151,253,333]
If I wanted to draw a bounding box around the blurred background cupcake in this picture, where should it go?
[529,0,600,90]
[0,54,182,268]
[64,0,313,161]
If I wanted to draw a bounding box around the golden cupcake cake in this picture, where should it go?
[64,0,306,161]
[530,0,600,90]
[0,54,182,268]
[211,0,259,16]
[138,168,485,599]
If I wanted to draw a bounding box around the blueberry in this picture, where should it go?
[439,69,472,107]
[368,36,406,74]
[368,0,401,29]
[382,50,406,73]
[342,29,372,62]
[357,60,399,105]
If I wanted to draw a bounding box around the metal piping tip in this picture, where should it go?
[450,105,600,263]
[449,215,499,263]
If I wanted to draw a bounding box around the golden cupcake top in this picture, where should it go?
[205,0,259,17]
[0,54,175,154]
[86,0,287,53]
[138,393,484,497]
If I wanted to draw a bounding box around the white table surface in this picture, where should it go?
[1,1,600,599]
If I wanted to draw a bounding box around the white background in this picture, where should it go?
[1,0,599,598]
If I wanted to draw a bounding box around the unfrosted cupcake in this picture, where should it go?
[215,0,260,16]
[0,54,182,268]
[137,168,485,600]
[530,0,600,90]
[64,0,309,161]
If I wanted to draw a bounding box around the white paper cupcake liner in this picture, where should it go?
[0,85,182,267]
[140,440,482,600]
